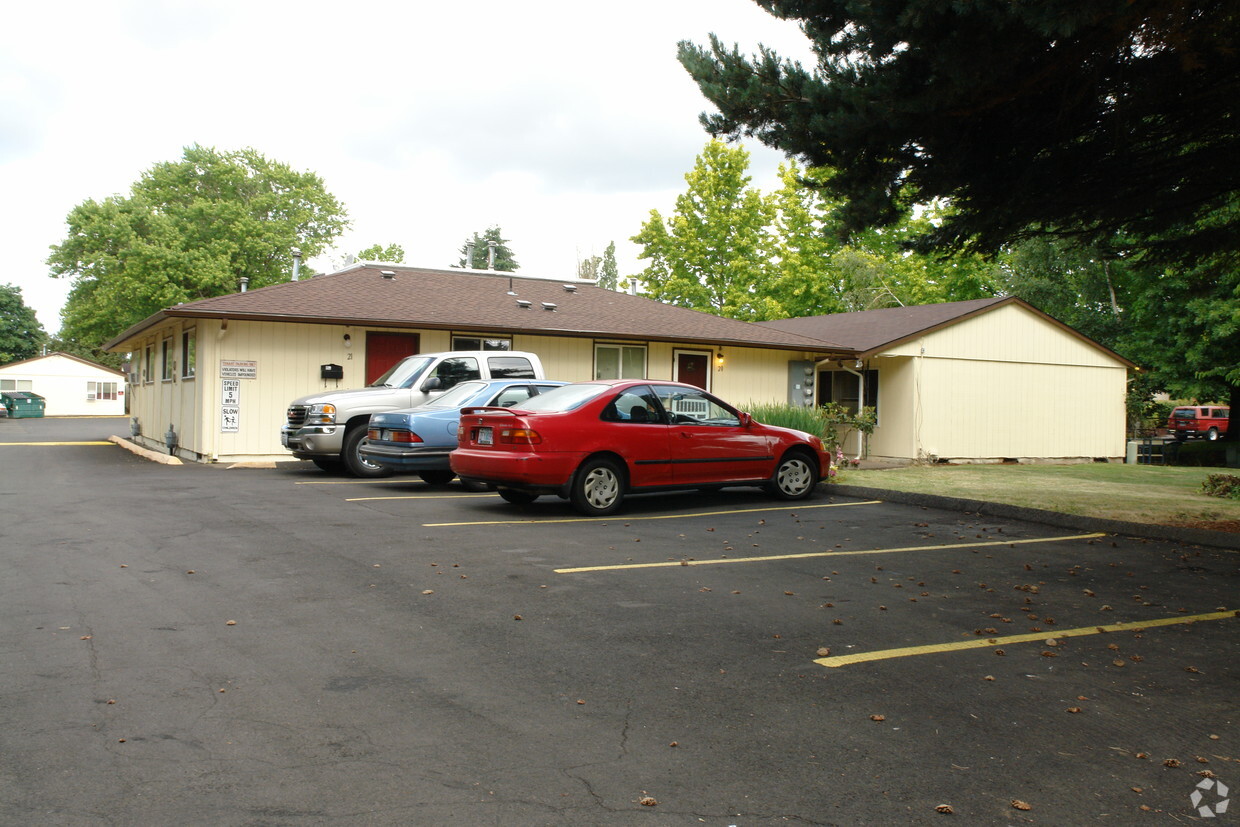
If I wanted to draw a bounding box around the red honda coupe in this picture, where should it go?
[451,379,832,516]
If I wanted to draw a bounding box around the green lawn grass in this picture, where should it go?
[835,463,1240,528]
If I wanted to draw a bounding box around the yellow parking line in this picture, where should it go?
[348,493,496,502]
[554,532,1106,574]
[424,500,883,528]
[816,609,1239,668]
[0,441,114,446]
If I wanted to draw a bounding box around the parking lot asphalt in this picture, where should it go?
[2,418,1237,825]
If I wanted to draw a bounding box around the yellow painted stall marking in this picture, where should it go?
[815,609,1238,668]
[424,500,882,527]
[553,532,1105,574]
[0,441,114,446]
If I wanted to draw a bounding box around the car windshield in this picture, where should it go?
[514,383,610,413]
[423,381,490,409]
[1171,409,1196,419]
[370,356,434,389]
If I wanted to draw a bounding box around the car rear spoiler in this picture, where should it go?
[459,406,521,417]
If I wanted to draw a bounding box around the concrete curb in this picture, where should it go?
[830,483,1240,552]
[108,435,182,465]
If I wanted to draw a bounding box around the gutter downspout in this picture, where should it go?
[812,355,867,461]
[841,362,866,462]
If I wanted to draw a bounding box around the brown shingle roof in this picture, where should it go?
[104,264,849,353]
[759,296,1136,366]
[758,297,1017,354]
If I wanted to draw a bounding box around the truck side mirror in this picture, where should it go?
[420,376,443,392]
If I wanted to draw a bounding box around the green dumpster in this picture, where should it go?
[2,391,46,418]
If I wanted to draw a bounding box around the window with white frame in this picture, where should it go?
[88,381,118,401]
[1,378,33,391]
[161,336,174,381]
[452,335,511,351]
[181,328,196,379]
[594,343,646,380]
[143,343,154,384]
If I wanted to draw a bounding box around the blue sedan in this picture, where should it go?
[361,379,567,485]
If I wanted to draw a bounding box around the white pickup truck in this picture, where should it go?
[281,351,546,476]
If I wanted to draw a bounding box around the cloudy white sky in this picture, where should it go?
[1,0,816,332]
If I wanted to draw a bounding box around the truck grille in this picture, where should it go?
[287,405,309,427]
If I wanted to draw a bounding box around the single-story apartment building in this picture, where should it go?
[760,297,1136,462]
[0,352,127,416]
[103,263,848,463]
[103,263,1134,465]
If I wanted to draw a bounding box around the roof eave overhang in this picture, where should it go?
[849,296,1137,368]
[104,308,857,356]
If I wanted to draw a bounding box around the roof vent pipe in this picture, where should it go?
[291,247,302,282]
[487,240,497,270]
[239,277,249,293]
[465,241,475,269]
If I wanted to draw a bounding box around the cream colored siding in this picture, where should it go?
[119,320,816,463]
[113,295,1129,464]
[865,356,916,459]
[884,304,1116,367]
[512,335,594,382]
[715,348,803,406]
[866,304,1130,461]
[915,358,1125,459]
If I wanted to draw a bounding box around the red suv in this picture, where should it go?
[1167,406,1229,441]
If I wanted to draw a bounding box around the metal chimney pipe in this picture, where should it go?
[291,247,302,281]
[465,242,476,269]
[239,277,250,292]
[487,240,497,270]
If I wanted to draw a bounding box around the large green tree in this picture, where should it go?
[356,243,405,263]
[999,222,1240,436]
[0,284,47,364]
[634,144,997,320]
[632,140,781,320]
[456,227,518,271]
[678,1,1239,260]
[767,164,999,315]
[576,241,621,289]
[49,145,348,354]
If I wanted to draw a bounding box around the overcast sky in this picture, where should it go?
[1,0,816,332]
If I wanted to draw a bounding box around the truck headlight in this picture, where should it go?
[307,403,337,425]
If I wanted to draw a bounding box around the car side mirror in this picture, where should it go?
[738,411,753,427]
[420,376,443,392]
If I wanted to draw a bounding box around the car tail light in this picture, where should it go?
[369,428,422,443]
[500,428,541,445]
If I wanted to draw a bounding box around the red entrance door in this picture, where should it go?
[676,352,709,390]
[365,333,420,385]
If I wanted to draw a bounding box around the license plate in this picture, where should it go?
[478,427,493,445]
